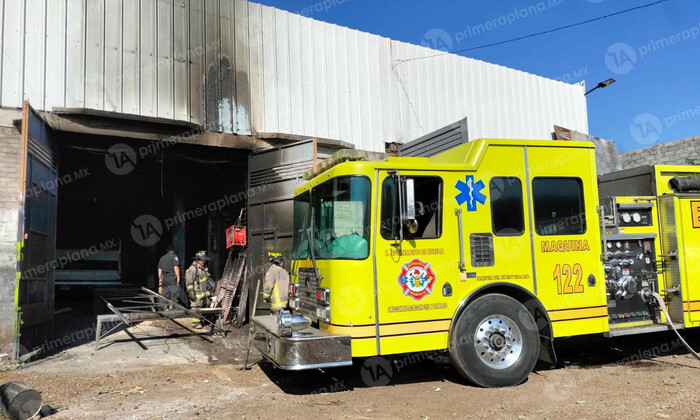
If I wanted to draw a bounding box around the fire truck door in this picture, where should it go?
[372,170,454,355]
[526,147,608,336]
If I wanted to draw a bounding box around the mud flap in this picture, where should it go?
[539,335,558,366]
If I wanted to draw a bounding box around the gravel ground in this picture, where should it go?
[1,320,699,419]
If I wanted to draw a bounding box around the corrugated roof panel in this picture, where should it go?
[334,24,351,143]
[368,36,382,148]
[219,0,234,132]
[157,0,174,119]
[66,0,86,108]
[299,15,315,135]
[140,0,157,117]
[346,30,363,143]
[261,4,278,133]
[358,31,373,150]
[324,23,339,142]
[2,0,23,107]
[247,1,263,133]
[312,18,327,139]
[45,0,66,111]
[204,0,221,131]
[287,12,303,136]
[85,0,104,110]
[234,0,251,134]
[122,0,140,114]
[1,0,588,150]
[275,8,290,135]
[188,0,203,125]
[25,0,45,109]
[105,0,123,113]
[173,0,190,122]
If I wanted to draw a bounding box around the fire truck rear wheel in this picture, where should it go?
[449,294,539,388]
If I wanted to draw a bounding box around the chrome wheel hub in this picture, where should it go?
[474,315,523,369]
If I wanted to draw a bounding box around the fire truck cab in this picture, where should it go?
[251,139,700,387]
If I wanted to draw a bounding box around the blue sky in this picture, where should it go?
[255,0,700,152]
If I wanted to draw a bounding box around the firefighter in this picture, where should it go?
[157,244,180,307]
[186,250,213,329]
[263,252,290,313]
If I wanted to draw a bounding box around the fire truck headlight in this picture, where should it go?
[278,310,311,337]
[289,298,300,311]
[316,288,330,305]
[278,310,293,337]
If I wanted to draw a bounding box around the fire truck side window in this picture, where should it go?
[490,177,525,236]
[532,177,587,236]
[292,191,311,260]
[381,176,443,240]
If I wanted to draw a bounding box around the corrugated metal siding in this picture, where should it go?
[2,0,588,152]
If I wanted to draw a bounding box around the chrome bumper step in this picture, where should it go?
[251,315,352,370]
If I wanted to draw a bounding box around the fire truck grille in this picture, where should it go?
[297,268,320,322]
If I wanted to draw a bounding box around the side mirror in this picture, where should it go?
[402,178,419,234]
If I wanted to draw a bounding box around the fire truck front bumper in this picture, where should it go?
[251,315,353,370]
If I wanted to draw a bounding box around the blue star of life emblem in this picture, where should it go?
[455,175,486,212]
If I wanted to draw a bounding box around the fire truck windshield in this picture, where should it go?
[292,176,371,260]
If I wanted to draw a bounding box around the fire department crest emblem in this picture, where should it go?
[398,259,436,301]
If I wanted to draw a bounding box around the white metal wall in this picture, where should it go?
[1,0,588,152]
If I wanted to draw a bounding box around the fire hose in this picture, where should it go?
[646,291,700,361]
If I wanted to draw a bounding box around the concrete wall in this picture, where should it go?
[0,108,22,355]
[619,136,700,170]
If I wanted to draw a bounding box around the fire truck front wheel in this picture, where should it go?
[449,294,540,388]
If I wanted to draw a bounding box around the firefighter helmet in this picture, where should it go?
[193,250,210,261]
[268,251,283,266]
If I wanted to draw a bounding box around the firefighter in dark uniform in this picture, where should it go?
[157,244,181,306]
[186,250,213,329]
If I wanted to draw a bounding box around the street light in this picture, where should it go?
[585,78,616,96]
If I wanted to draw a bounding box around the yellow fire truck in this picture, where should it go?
[251,138,700,387]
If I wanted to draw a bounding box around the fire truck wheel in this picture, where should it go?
[449,294,539,388]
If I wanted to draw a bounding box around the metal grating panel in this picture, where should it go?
[400,118,469,157]
[598,166,656,199]
[470,233,494,268]
[658,195,685,322]
[247,139,317,314]
[297,268,319,322]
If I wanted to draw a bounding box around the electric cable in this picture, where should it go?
[394,0,674,66]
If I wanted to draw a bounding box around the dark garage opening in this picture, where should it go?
[48,132,249,352]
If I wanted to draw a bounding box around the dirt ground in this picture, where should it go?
[2,319,699,420]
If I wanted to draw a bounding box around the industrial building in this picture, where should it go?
[0,0,589,358]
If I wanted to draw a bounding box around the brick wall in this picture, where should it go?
[0,109,21,356]
[618,136,700,169]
